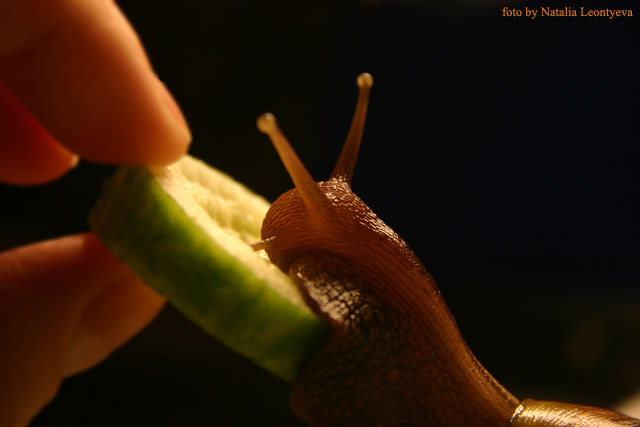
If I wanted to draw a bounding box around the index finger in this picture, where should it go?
[0,0,191,170]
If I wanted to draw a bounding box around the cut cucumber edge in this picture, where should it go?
[89,155,328,382]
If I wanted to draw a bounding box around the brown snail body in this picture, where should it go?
[255,74,640,426]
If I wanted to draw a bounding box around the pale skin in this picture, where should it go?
[0,0,191,425]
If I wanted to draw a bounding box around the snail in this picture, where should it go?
[254,73,640,426]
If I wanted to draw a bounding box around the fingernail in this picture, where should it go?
[69,154,80,169]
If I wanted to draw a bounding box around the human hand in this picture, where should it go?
[0,0,191,425]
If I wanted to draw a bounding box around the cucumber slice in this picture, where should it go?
[89,155,328,381]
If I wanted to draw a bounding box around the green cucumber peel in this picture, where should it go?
[89,155,328,381]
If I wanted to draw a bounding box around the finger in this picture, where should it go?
[0,234,164,427]
[0,85,77,185]
[63,265,165,376]
[0,0,191,167]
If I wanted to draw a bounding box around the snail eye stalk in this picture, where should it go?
[330,72,373,186]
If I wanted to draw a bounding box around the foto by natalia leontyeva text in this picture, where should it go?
[502,6,633,19]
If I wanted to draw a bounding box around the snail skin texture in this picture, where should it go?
[255,73,640,426]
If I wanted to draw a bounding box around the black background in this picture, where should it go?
[1,0,638,425]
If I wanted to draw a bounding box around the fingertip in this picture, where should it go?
[151,77,192,166]
[67,72,192,167]
[46,12,193,167]
[64,274,166,376]
[114,75,192,167]
[0,0,192,169]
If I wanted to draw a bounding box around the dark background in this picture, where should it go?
[1,0,638,425]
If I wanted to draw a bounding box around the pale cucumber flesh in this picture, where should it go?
[89,155,328,381]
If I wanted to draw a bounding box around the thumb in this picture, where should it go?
[0,234,165,427]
